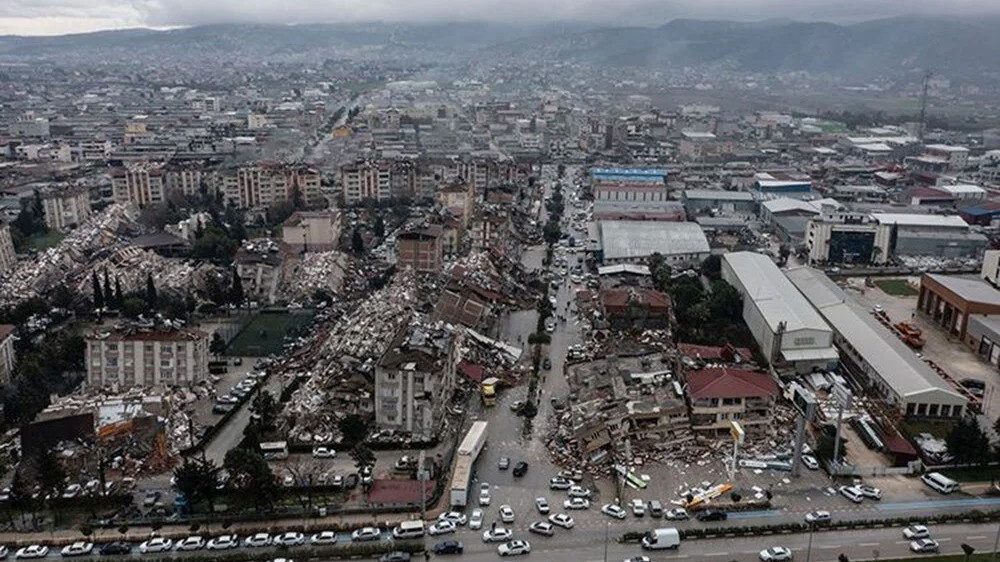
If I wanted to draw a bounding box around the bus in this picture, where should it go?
[260,441,289,461]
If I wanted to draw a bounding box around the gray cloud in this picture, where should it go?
[4,0,1000,35]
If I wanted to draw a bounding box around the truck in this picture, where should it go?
[481,377,499,407]
[641,528,680,550]
[449,421,488,507]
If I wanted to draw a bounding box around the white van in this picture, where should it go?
[391,520,426,539]
[922,472,960,494]
[641,528,680,550]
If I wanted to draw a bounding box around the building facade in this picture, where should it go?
[85,327,209,388]
[110,164,166,206]
[684,367,778,433]
[281,211,342,252]
[397,227,444,273]
[42,187,92,231]
[0,325,16,384]
[0,224,16,276]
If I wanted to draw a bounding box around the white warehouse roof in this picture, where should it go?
[870,213,969,229]
[721,252,831,335]
[598,221,710,261]
[785,267,967,407]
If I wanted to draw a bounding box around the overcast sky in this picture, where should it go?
[1,0,999,36]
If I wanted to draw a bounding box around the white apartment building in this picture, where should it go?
[42,187,92,231]
[85,327,209,389]
[0,224,16,276]
[110,164,166,207]
[222,165,323,209]
[0,325,16,385]
[341,160,392,204]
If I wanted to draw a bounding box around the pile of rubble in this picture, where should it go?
[280,250,348,300]
[83,246,209,298]
[0,204,138,306]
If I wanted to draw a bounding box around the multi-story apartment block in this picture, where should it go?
[222,164,323,209]
[0,223,17,276]
[375,322,459,437]
[397,226,444,273]
[110,163,166,207]
[341,160,392,204]
[85,326,209,389]
[164,165,212,198]
[282,211,342,252]
[41,186,92,231]
[0,325,16,384]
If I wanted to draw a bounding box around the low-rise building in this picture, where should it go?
[806,210,891,265]
[234,239,285,304]
[85,325,209,389]
[597,220,710,266]
[599,288,671,330]
[374,321,459,437]
[684,367,778,433]
[918,273,1000,341]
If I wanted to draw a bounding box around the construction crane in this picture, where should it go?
[917,71,933,141]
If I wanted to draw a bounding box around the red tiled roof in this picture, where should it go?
[678,343,753,361]
[600,288,671,311]
[0,324,14,341]
[885,434,918,456]
[685,367,777,400]
[367,479,434,505]
[457,360,486,383]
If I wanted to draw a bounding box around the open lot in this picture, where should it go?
[227,311,315,356]
[874,278,919,296]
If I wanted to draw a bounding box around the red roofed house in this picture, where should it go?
[684,367,778,433]
[600,288,671,330]
[0,324,15,384]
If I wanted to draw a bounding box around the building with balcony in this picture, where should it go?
[684,367,778,433]
[0,224,16,276]
[41,186,92,231]
[0,325,16,384]
[85,326,209,389]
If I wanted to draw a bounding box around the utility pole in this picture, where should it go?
[418,450,428,521]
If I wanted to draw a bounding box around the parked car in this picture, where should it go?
[244,533,272,547]
[207,535,239,550]
[437,511,468,526]
[469,509,484,530]
[601,503,627,520]
[805,511,831,524]
[513,462,529,477]
[498,457,510,470]
[838,485,864,504]
[535,497,550,514]
[312,447,336,459]
[497,540,531,557]
[309,531,338,546]
[548,513,575,529]
[62,484,82,499]
[801,455,819,470]
[549,477,572,490]
[759,547,793,562]
[428,521,457,536]
[630,499,646,516]
[351,527,381,542]
[139,538,173,554]
[14,546,48,560]
[858,485,882,500]
[664,508,689,520]
[542,357,552,370]
[432,541,463,555]
[175,537,205,552]
[142,491,161,507]
[903,525,931,539]
[696,510,728,522]
[60,542,93,557]
[529,521,555,536]
[99,543,131,556]
[377,552,411,562]
[568,486,591,498]
[499,504,516,523]
[479,482,492,506]
[564,497,590,510]
[272,532,305,547]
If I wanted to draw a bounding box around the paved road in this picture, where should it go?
[203,375,284,467]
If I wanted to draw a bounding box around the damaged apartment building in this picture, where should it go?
[564,354,690,465]
[374,319,461,439]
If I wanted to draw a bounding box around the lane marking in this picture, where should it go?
[859,543,880,547]
[967,536,988,540]
[703,553,730,557]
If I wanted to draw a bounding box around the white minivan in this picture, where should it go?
[921,472,960,494]
[641,528,680,550]
[392,520,426,539]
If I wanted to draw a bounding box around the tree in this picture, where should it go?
[113,277,123,309]
[350,443,375,474]
[373,215,385,238]
[103,269,113,308]
[145,273,157,309]
[947,416,990,465]
[542,220,561,246]
[708,281,743,323]
[209,332,226,357]
[91,271,104,310]
[249,390,278,432]
[194,218,204,240]
[223,447,277,512]
[351,229,364,255]
[173,459,220,513]
[700,255,722,280]
[557,163,566,178]
[34,449,66,500]
[229,267,244,306]
[339,415,368,445]
[121,296,148,319]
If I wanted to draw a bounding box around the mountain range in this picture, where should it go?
[0,17,998,82]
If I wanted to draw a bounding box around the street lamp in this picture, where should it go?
[805,522,815,562]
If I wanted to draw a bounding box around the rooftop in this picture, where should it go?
[924,274,1000,306]
[870,213,969,229]
[683,189,756,202]
[598,221,710,261]
[685,367,778,400]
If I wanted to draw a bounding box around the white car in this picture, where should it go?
[858,485,883,500]
[630,499,646,516]
[548,513,575,529]
[469,509,484,530]
[175,537,205,551]
[759,547,793,561]
[903,525,931,539]
[310,531,338,545]
[15,546,48,559]
[535,497,550,514]
[838,486,864,503]
[910,539,939,553]
[564,497,590,510]
[60,542,93,557]
[498,540,531,557]
[139,538,173,554]
[62,484,82,499]
[206,535,239,550]
[438,511,468,526]
[482,527,513,543]
[601,503,627,520]
[665,508,689,520]
[568,486,591,498]
[499,504,515,523]
[625,557,650,562]
[0,547,8,559]
[549,477,572,490]
[351,527,381,542]
[428,520,456,536]
[801,455,819,470]
[479,482,492,506]
[529,521,555,537]
[804,511,831,524]
[244,533,271,547]
[272,532,305,546]
[312,446,336,458]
